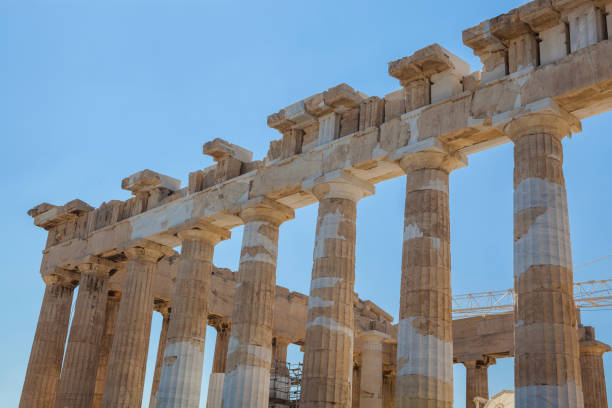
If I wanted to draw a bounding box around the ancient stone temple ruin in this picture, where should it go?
[19,0,612,407]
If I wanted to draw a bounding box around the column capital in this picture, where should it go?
[399,149,466,173]
[580,339,612,356]
[177,225,231,246]
[503,99,581,141]
[461,356,496,369]
[208,315,231,332]
[233,196,294,226]
[78,256,117,277]
[307,170,375,201]
[358,330,392,344]
[42,268,79,288]
[125,241,174,262]
[108,289,122,302]
[273,336,292,348]
[153,299,171,316]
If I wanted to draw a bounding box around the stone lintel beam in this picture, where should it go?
[267,83,366,133]
[203,138,253,163]
[121,169,181,195]
[553,0,594,13]
[37,38,612,273]
[361,300,394,324]
[29,199,94,230]
[388,43,470,87]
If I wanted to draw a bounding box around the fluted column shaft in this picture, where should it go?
[102,245,167,408]
[157,227,229,408]
[579,327,610,408]
[149,305,171,408]
[302,174,374,408]
[92,291,121,408]
[395,152,462,408]
[359,332,387,408]
[55,259,113,408]
[270,337,291,405]
[19,273,76,408]
[207,318,231,408]
[382,371,395,408]
[463,358,494,408]
[506,113,583,407]
[221,199,293,408]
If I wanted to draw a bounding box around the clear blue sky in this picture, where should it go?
[1,1,611,407]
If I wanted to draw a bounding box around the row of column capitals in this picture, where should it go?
[307,170,375,202]
[503,99,582,141]
[177,224,231,245]
[234,196,295,226]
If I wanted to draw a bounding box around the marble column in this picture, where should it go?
[149,302,171,408]
[505,110,584,407]
[270,337,291,406]
[19,271,77,408]
[92,291,121,408]
[301,172,374,408]
[463,357,495,408]
[579,326,610,408]
[221,198,294,408]
[55,257,115,408]
[156,227,230,408]
[382,370,395,408]
[207,317,231,408]
[359,331,389,408]
[102,243,170,408]
[395,151,464,408]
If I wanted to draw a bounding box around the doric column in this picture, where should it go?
[156,226,230,408]
[102,243,171,408]
[221,198,294,408]
[504,108,584,407]
[270,336,292,406]
[579,326,610,408]
[207,317,231,408]
[395,150,464,408]
[55,257,115,408]
[19,270,77,408]
[359,331,390,408]
[462,357,495,408]
[92,291,121,408]
[301,172,374,408]
[382,370,395,408]
[149,301,171,408]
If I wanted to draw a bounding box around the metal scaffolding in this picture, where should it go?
[452,278,612,318]
[269,360,302,408]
